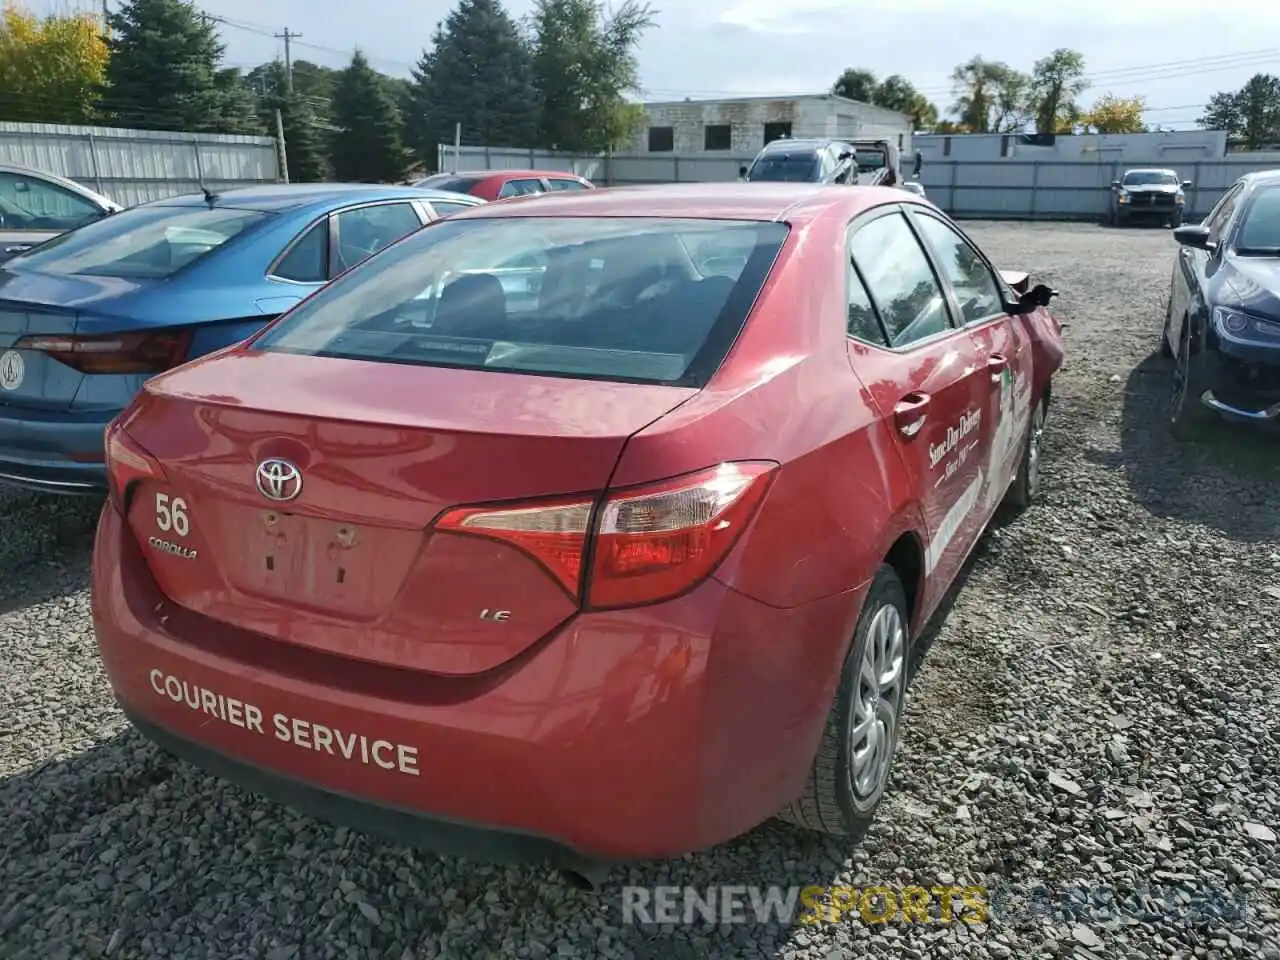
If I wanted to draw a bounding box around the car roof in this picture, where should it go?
[757,139,835,155]
[445,181,905,224]
[1124,168,1177,174]
[1242,168,1280,185]
[427,169,583,181]
[151,183,480,212]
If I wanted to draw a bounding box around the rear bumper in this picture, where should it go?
[92,501,863,864]
[0,405,115,494]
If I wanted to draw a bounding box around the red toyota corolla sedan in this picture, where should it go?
[91,183,1063,888]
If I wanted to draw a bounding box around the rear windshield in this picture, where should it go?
[5,204,267,279]
[747,154,819,182]
[254,216,790,387]
[414,175,482,194]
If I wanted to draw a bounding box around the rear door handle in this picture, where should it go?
[987,354,1007,381]
[893,392,930,438]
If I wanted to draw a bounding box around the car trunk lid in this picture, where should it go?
[121,350,698,676]
[0,270,153,411]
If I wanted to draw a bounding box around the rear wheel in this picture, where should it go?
[1003,395,1047,512]
[777,565,908,840]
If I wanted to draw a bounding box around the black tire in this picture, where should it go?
[1169,317,1212,440]
[777,564,908,840]
[1160,299,1174,358]
[1003,394,1047,511]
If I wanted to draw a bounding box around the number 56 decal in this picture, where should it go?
[155,492,190,537]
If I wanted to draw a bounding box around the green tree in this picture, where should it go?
[1030,48,1088,134]
[330,50,410,182]
[950,56,1027,133]
[101,0,255,133]
[248,61,328,181]
[832,67,878,103]
[408,0,538,164]
[871,74,939,131]
[0,3,108,123]
[1199,74,1280,149]
[530,0,653,153]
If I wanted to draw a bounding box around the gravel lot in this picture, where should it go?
[2,221,1279,960]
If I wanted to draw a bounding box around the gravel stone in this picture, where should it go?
[2,222,1279,957]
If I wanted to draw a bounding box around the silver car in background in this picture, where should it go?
[0,163,121,260]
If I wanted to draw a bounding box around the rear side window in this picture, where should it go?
[428,200,474,217]
[498,179,546,198]
[254,216,790,387]
[850,212,952,348]
[5,204,266,279]
[273,220,328,283]
[547,178,589,191]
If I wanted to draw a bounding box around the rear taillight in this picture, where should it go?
[434,461,777,610]
[14,329,191,374]
[104,418,166,514]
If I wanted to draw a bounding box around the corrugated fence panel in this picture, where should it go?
[0,122,279,207]
[436,141,1280,220]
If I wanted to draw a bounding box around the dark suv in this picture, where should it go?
[1110,168,1192,228]
[743,138,859,184]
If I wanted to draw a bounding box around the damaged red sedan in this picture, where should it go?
[92,183,1063,888]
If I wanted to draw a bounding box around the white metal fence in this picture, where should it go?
[438,143,1280,221]
[0,122,281,208]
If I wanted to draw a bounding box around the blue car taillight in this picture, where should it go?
[13,329,192,375]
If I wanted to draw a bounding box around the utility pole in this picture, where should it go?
[275,108,290,184]
[101,0,110,39]
[274,28,301,94]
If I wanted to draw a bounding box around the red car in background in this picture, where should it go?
[412,168,594,201]
[91,183,1063,890]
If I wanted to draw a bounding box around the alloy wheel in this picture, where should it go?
[848,603,906,799]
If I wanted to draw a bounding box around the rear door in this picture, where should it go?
[847,205,988,599]
[907,207,1031,519]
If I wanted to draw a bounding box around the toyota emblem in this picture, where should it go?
[256,458,303,502]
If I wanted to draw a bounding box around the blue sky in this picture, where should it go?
[32,0,1280,130]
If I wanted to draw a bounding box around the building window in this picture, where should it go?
[648,126,674,152]
[704,124,731,150]
[763,121,792,145]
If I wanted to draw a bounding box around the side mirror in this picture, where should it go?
[1111,179,1121,189]
[1173,224,1213,250]
[912,151,922,177]
[838,150,854,161]
[1181,180,1193,189]
[1007,283,1058,314]
[738,165,748,178]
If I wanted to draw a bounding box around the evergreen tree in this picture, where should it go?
[330,50,411,182]
[530,0,652,153]
[101,0,247,133]
[408,0,537,164]
[248,61,328,181]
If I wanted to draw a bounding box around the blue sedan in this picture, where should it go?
[0,183,484,494]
